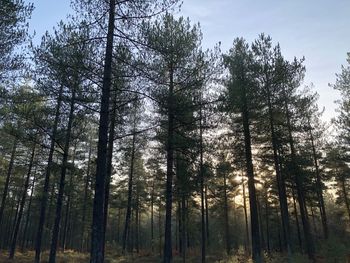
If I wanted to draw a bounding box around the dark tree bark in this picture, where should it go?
[264,191,270,254]
[61,144,77,251]
[223,169,231,255]
[35,85,63,263]
[199,100,206,262]
[21,168,37,252]
[163,63,175,263]
[181,194,186,262]
[307,117,328,239]
[257,199,265,250]
[241,84,262,263]
[241,176,250,254]
[0,137,18,229]
[102,89,118,260]
[292,186,302,251]
[310,204,317,234]
[266,83,292,257]
[135,188,140,253]
[204,185,209,246]
[2,197,16,248]
[284,93,315,260]
[158,202,162,257]
[90,0,116,262]
[48,88,76,263]
[9,142,36,259]
[80,137,93,252]
[151,182,155,253]
[122,123,136,253]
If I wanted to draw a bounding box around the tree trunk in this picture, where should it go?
[9,142,36,258]
[35,84,63,263]
[242,176,250,255]
[151,182,154,253]
[102,88,118,260]
[292,186,302,251]
[308,117,328,239]
[21,167,37,252]
[204,185,209,246]
[81,137,93,252]
[310,204,317,234]
[223,170,231,255]
[181,195,186,263]
[135,189,140,253]
[199,99,206,262]
[122,126,136,253]
[0,137,18,228]
[257,198,265,250]
[241,84,262,263]
[48,88,76,263]
[284,87,315,260]
[158,202,162,258]
[90,0,116,261]
[163,63,175,263]
[61,144,77,251]
[266,83,291,257]
[264,191,270,254]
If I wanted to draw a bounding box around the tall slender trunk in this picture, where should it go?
[292,186,302,251]
[266,83,291,257]
[135,188,140,253]
[158,202,162,258]
[151,182,154,253]
[122,125,136,253]
[0,137,18,228]
[310,204,317,233]
[35,85,63,263]
[9,142,36,258]
[307,117,328,239]
[242,176,250,254]
[199,98,206,262]
[186,200,190,249]
[164,63,175,263]
[265,191,270,254]
[102,89,118,260]
[90,0,116,262]
[223,170,231,255]
[283,86,314,260]
[241,84,262,263]
[204,185,209,246]
[2,197,16,248]
[49,88,76,263]
[181,195,186,262]
[11,193,22,244]
[81,137,93,252]
[117,208,121,243]
[257,199,265,250]
[21,168,37,252]
[61,198,70,251]
[61,144,77,251]
[175,203,178,252]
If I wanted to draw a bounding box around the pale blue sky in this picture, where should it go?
[27,0,350,122]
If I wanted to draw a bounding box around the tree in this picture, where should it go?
[0,0,33,82]
[223,38,262,263]
[140,14,207,262]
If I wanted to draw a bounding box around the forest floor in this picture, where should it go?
[0,249,345,263]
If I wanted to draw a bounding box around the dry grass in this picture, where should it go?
[0,250,88,263]
[1,249,344,263]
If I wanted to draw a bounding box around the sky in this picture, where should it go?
[26,0,350,123]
